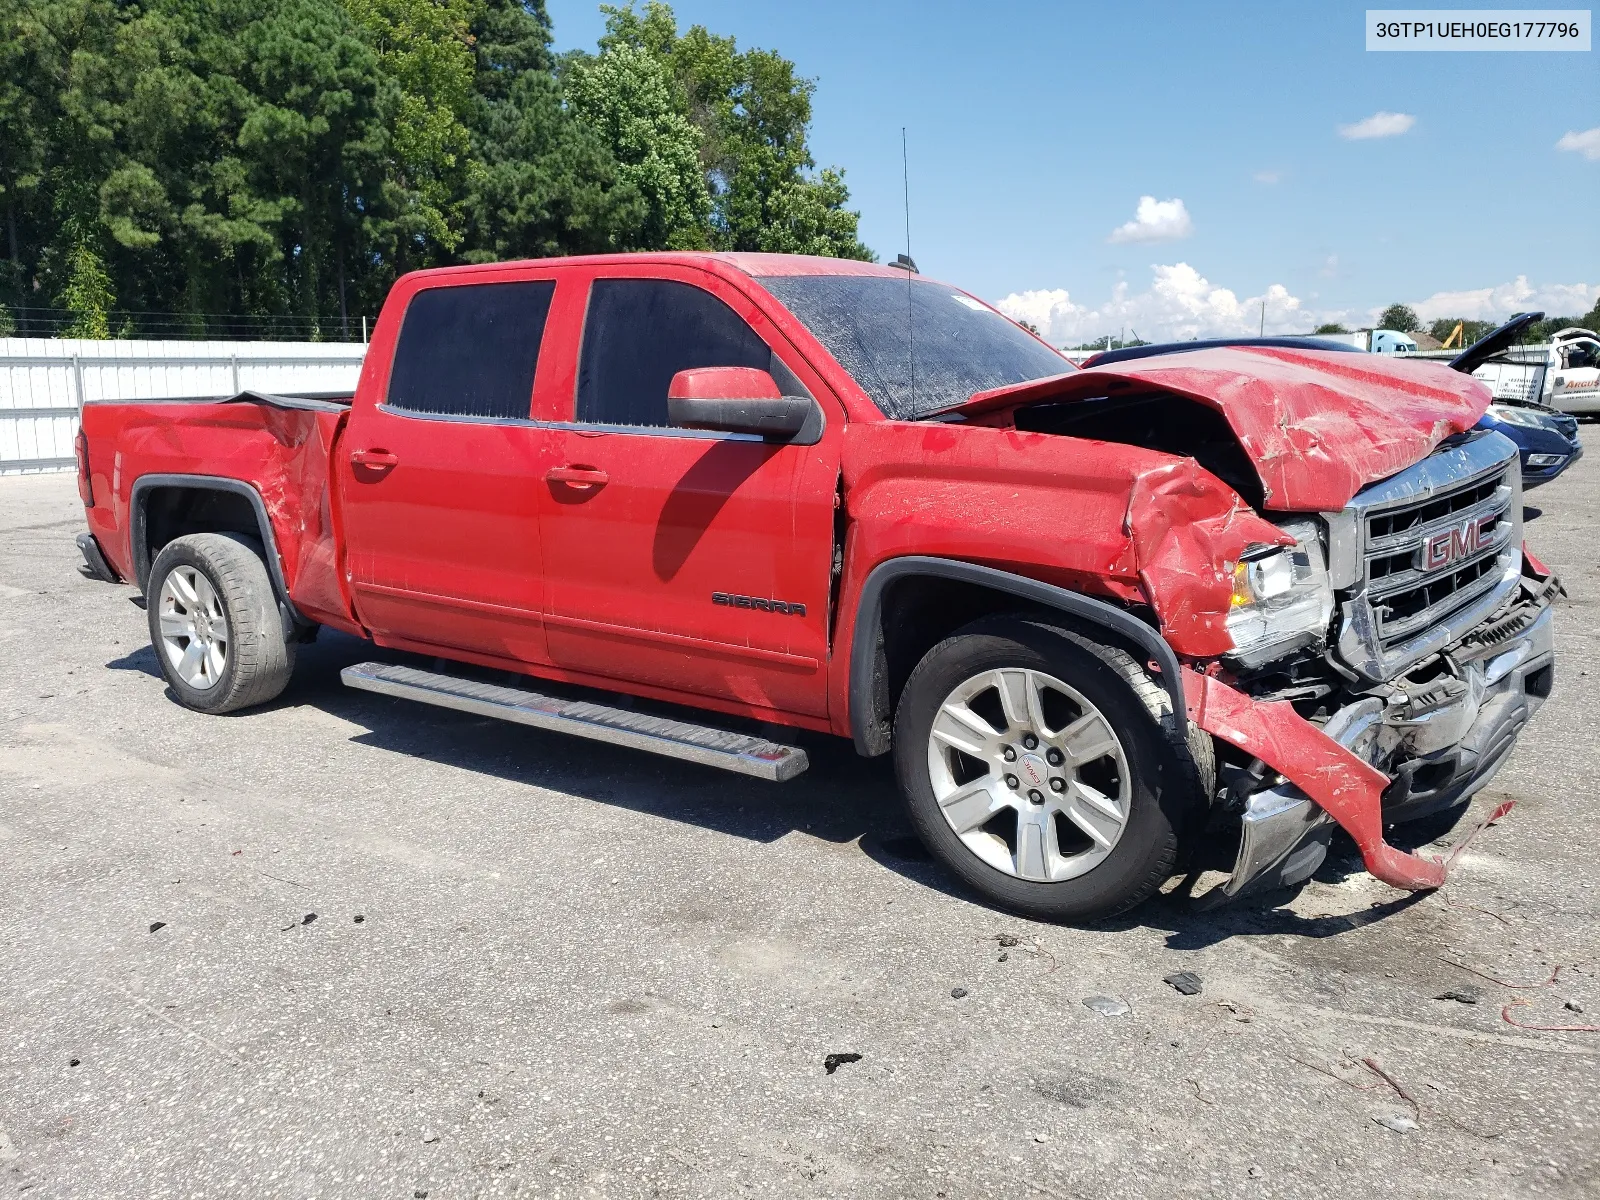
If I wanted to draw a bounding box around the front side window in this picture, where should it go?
[757,274,1072,421]
[576,279,774,427]
[388,281,555,420]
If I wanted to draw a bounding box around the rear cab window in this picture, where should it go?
[387,281,556,420]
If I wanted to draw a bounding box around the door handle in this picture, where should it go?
[350,448,399,470]
[545,465,609,490]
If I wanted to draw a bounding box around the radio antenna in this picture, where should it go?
[902,126,916,408]
[901,127,912,262]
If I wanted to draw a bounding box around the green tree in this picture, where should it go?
[0,0,873,340]
[60,225,115,337]
[458,0,645,260]
[1313,322,1349,334]
[345,0,478,251]
[566,40,710,250]
[590,1,871,259]
[1426,317,1494,348]
[1378,303,1420,332]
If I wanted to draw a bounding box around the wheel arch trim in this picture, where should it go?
[848,556,1187,756]
[130,473,304,624]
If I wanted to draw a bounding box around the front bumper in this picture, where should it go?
[1188,571,1557,901]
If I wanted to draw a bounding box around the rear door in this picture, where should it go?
[339,273,559,664]
[534,265,842,719]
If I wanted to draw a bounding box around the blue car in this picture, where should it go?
[1475,400,1582,488]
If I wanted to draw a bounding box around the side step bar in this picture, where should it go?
[341,662,809,782]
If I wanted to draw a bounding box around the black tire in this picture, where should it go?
[146,532,295,714]
[893,617,1210,923]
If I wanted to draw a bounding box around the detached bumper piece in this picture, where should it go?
[1186,571,1557,900]
[341,662,808,782]
[75,532,121,584]
[1186,671,1446,895]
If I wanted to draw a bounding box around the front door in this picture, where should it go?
[534,267,841,719]
[339,274,559,664]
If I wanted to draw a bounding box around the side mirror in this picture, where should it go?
[667,367,819,441]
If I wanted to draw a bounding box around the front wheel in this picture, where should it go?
[146,532,295,714]
[893,618,1206,923]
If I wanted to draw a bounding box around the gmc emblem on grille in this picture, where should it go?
[1422,514,1493,571]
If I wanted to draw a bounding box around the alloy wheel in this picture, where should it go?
[157,566,229,690]
[924,667,1131,882]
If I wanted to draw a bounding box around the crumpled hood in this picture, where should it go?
[953,346,1493,511]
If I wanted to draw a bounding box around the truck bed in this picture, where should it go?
[79,390,361,634]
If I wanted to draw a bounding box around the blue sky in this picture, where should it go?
[549,0,1599,341]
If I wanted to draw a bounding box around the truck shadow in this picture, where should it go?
[113,627,1425,940]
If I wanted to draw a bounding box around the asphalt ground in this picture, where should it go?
[1,439,1597,1200]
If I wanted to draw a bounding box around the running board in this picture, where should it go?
[340,662,809,782]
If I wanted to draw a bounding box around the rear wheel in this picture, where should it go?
[893,618,1206,922]
[146,533,295,714]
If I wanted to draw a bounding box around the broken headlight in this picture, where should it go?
[1224,518,1334,666]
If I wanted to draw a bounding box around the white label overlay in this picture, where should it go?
[1367,9,1591,49]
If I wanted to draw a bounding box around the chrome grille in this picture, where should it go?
[1363,467,1515,648]
[1335,432,1523,682]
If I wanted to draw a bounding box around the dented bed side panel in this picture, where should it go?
[80,401,357,631]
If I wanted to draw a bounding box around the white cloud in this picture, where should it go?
[1107,196,1193,244]
[1556,127,1600,161]
[1337,111,1415,140]
[995,263,1304,345]
[1402,276,1598,323]
[995,269,1598,349]
[1252,170,1281,184]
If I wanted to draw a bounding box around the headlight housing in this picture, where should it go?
[1224,518,1335,667]
[1488,403,1552,428]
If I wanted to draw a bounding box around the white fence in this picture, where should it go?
[0,339,367,474]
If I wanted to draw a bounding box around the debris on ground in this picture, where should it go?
[1440,956,1565,988]
[68,1058,79,1067]
[302,912,317,925]
[148,921,166,933]
[1373,1113,1418,1134]
[353,915,366,924]
[950,987,968,999]
[1501,999,1600,1033]
[1435,985,1483,1004]
[1566,1000,1585,1013]
[979,932,1057,971]
[823,1053,862,1074]
[1163,971,1203,996]
[1082,996,1129,1017]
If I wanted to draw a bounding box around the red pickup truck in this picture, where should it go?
[74,253,1558,921]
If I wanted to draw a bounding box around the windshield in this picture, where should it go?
[756,274,1072,420]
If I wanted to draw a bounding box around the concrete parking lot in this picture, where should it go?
[2,442,1597,1200]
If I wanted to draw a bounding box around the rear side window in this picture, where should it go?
[576,279,772,427]
[387,281,555,420]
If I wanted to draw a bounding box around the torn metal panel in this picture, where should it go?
[1183,668,1449,892]
[838,422,1289,658]
[949,346,1492,512]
